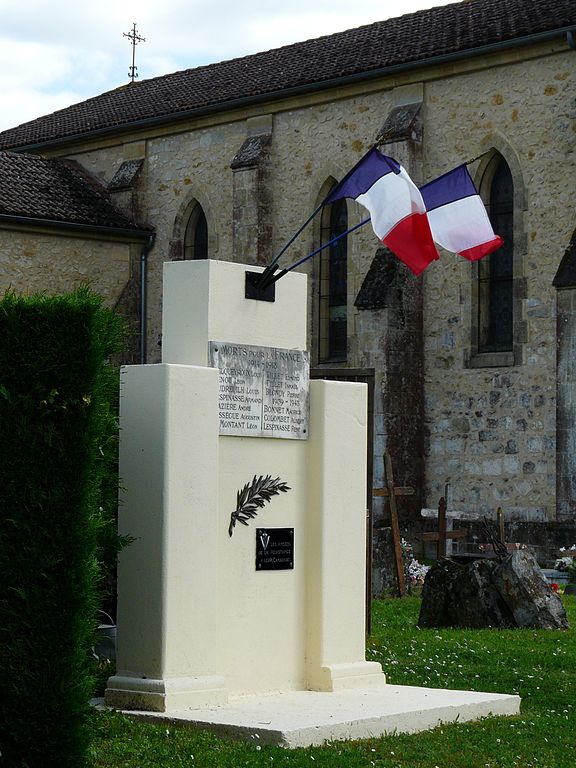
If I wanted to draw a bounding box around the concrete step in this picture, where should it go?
[105,685,521,748]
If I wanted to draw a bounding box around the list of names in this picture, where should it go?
[208,341,309,439]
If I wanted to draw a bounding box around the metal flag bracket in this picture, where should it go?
[245,269,276,302]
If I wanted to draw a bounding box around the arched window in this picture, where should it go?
[319,197,348,361]
[183,203,208,260]
[478,158,514,352]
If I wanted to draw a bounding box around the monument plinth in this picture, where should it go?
[105,260,385,711]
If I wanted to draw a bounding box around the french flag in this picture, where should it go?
[324,147,439,276]
[420,164,503,261]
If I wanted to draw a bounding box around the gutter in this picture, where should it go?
[0,213,153,241]
[7,25,576,154]
[139,232,155,364]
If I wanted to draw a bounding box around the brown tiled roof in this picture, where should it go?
[0,151,150,234]
[0,0,573,151]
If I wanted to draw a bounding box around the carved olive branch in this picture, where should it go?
[228,474,290,537]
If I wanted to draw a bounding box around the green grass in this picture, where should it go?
[89,597,575,768]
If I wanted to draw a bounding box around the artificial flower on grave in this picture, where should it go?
[401,538,431,586]
[555,547,576,583]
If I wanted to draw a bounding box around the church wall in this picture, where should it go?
[67,128,245,355]
[557,287,576,522]
[422,50,575,521]
[143,124,246,352]
[67,143,134,187]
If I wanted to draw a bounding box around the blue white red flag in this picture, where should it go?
[324,147,439,275]
[420,164,503,261]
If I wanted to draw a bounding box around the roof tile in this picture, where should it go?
[0,151,148,232]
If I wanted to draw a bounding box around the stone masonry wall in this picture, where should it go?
[0,229,132,307]
[422,50,575,521]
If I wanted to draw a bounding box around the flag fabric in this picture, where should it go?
[420,164,503,261]
[324,147,439,276]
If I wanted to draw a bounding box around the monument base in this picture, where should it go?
[102,685,520,748]
[105,674,228,712]
[308,661,386,692]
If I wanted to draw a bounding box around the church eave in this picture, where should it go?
[0,213,154,243]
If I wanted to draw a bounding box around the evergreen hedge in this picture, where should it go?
[0,289,125,767]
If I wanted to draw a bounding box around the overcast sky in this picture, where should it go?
[0,0,461,132]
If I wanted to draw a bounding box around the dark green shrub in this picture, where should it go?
[91,346,129,622]
[0,288,125,767]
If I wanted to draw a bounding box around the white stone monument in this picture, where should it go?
[106,259,385,711]
[105,259,520,745]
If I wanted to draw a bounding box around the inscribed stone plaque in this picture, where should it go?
[256,528,294,570]
[208,341,309,439]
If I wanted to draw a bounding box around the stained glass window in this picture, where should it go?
[319,198,348,361]
[478,160,513,352]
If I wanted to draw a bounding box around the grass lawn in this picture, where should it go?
[89,596,575,768]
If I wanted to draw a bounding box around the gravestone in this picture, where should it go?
[418,550,569,630]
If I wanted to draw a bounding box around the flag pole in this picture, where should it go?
[464,150,491,166]
[265,217,371,285]
[257,202,324,289]
[259,145,380,289]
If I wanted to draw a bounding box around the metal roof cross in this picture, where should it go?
[123,23,146,83]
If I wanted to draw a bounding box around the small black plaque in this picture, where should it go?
[256,528,294,571]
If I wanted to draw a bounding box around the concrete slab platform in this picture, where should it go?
[110,685,521,748]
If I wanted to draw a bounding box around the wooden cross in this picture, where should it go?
[373,452,414,597]
[421,484,466,558]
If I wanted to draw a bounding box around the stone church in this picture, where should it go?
[1,0,575,574]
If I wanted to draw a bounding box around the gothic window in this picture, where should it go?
[183,203,208,260]
[477,158,514,353]
[319,197,348,362]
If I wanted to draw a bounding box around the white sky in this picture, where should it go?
[0,0,461,132]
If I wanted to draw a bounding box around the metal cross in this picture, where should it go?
[123,23,146,83]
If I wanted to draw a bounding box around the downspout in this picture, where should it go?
[139,233,155,364]
[567,30,576,50]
